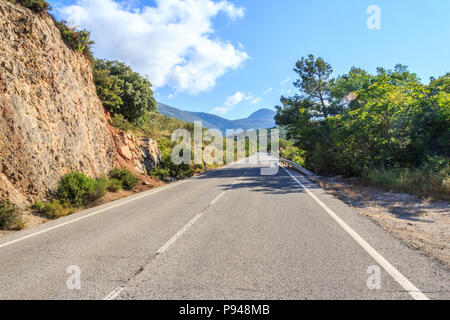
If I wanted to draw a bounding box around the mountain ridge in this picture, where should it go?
[157,103,276,133]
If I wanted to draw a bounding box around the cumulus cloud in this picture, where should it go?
[212,91,259,115]
[59,0,248,94]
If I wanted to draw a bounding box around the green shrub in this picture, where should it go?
[109,114,136,132]
[31,200,74,219]
[91,176,109,201]
[8,0,50,13]
[149,167,170,181]
[93,59,156,125]
[362,160,450,200]
[0,199,24,230]
[109,168,139,190]
[159,153,194,179]
[107,178,123,192]
[54,20,94,60]
[56,171,95,207]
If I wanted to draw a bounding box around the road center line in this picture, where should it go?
[104,178,238,300]
[281,166,429,300]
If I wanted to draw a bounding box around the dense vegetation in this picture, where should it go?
[7,0,49,13]
[31,168,139,219]
[93,59,157,125]
[54,20,94,61]
[0,199,24,230]
[275,54,449,199]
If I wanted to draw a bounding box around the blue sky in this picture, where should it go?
[48,0,450,120]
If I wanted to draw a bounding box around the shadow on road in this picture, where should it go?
[197,164,320,195]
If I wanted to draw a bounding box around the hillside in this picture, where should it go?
[157,103,276,133]
[0,0,160,207]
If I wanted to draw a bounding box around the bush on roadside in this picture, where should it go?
[56,171,96,207]
[31,200,74,219]
[149,167,170,181]
[109,168,139,190]
[362,158,450,200]
[0,199,24,230]
[91,176,110,201]
[107,178,123,192]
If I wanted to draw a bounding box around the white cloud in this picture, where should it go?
[59,0,248,95]
[212,91,259,115]
[224,91,246,106]
[251,97,262,104]
[280,77,290,85]
[263,87,273,95]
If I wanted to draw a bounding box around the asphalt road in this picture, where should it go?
[0,154,449,300]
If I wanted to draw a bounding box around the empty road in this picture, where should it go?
[0,154,449,300]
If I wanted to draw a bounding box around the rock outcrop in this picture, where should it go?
[110,125,161,175]
[0,0,160,207]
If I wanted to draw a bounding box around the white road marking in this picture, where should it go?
[281,166,429,300]
[103,287,125,300]
[0,160,245,251]
[0,179,192,250]
[104,179,237,300]
[157,190,228,254]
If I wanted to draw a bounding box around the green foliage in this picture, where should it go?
[93,59,156,125]
[93,68,123,113]
[279,139,305,166]
[56,171,96,207]
[293,54,341,118]
[31,200,75,219]
[0,199,24,230]
[33,172,128,219]
[159,153,194,179]
[276,55,450,199]
[149,167,170,181]
[54,20,94,60]
[107,179,123,192]
[362,158,449,200]
[109,168,139,190]
[92,176,110,200]
[8,0,50,13]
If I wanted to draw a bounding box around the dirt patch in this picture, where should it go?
[310,175,450,269]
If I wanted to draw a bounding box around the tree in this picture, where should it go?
[331,67,372,110]
[93,59,156,125]
[92,65,123,114]
[276,55,449,177]
[293,54,339,118]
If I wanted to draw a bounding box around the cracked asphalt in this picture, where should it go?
[0,155,449,299]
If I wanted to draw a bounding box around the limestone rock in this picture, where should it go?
[0,1,116,207]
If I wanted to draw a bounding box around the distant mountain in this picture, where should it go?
[157,103,276,133]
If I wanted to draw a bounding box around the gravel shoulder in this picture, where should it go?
[310,175,450,269]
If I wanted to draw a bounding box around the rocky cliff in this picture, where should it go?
[0,0,160,207]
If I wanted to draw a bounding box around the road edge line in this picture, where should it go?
[281,166,429,300]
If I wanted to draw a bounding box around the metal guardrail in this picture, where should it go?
[270,154,314,177]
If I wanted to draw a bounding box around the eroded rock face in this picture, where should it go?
[0,1,118,207]
[110,127,161,175]
[0,1,162,208]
